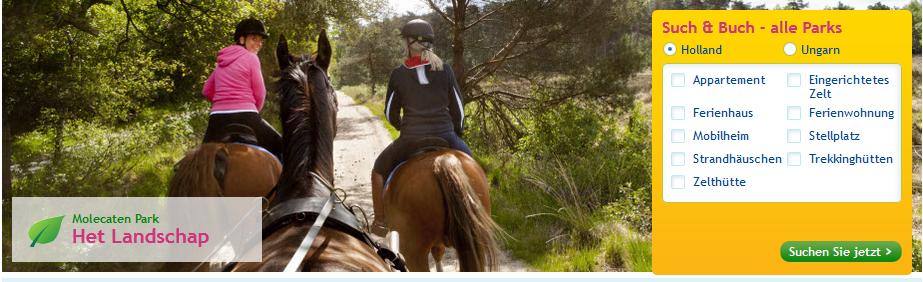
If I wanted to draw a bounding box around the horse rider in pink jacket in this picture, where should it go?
[202,18,282,159]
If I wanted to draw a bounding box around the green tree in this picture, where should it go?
[675,0,732,10]
[908,0,922,54]
[3,1,176,156]
[417,0,646,149]
[730,1,766,10]
[702,0,730,10]
[655,0,686,9]
[686,0,706,9]
[824,1,856,10]
[334,18,403,99]
[868,1,892,10]
[730,1,750,10]
[825,1,854,10]
[784,0,808,10]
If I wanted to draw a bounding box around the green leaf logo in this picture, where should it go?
[28,215,65,247]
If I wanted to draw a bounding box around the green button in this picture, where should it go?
[781,241,901,262]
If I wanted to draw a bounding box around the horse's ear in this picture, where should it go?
[315,30,332,72]
[277,33,292,71]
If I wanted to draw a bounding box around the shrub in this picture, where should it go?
[914,239,921,272]
[516,102,651,234]
[10,104,207,197]
[483,101,652,271]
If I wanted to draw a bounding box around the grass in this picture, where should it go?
[600,223,652,272]
[491,178,652,271]
[123,142,190,197]
[10,105,202,195]
[483,153,652,272]
[519,224,651,272]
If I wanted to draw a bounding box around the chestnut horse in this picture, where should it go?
[229,31,397,272]
[169,142,281,199]
[381,148,501,271]
[165,142,281,271]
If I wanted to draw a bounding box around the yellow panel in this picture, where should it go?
[652,10,912,274]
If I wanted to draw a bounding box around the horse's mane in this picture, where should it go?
[274,56,337,200]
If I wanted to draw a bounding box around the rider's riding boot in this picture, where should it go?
[371,171,387,236]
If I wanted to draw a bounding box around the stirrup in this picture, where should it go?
[371,221,389,237]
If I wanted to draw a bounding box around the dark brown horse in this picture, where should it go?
[230,31,396,272]
[381,148,501,271]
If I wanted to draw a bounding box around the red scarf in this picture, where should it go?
[403,56,429,68]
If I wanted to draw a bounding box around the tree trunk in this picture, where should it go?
[52,117,63,167]
[1,109,9,272]
[3,112,11,198]
[368,50,376,98]
[451,1,467,100]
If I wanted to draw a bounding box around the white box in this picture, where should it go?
[662,64,901,203]
[787,152,801,166]
[671,129,685,143]
[671,152,685,166]
[787,106,801,120]
[787,129,801,143]
[671,175,685,189]
[671,106,685,120]
[787,73,801,87]
[671,73,685,87]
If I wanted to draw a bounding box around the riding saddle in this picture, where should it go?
[211,123,280,188]
[218,123,261,145]
[384,136,451,189]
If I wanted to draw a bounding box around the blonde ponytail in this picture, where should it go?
[408,41,444,71]
[421,49,443,71]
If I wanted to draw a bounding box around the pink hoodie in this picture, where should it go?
[202,45,266,112]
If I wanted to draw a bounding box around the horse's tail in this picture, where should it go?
[433,153,500,272]
[169,143,227,197]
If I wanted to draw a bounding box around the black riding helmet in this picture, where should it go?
[234,18,269,42]
[400,19,435,44]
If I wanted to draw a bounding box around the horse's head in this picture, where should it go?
[273,30,338,200]
[276,30,336,110]
[277,30,332,74]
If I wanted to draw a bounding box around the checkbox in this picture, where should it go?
[671,73,685,87]
[671,106,685,120]
[787,129,801,143]
[671,129,685,143]
[787,106,801,120]
[787,152,801,166]
[671,152,685,166]
[671,175,685,189]
[787,73,801,87]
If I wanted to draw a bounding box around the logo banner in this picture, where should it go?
[12,197,262,262]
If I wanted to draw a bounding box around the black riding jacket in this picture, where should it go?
[384,63,465,136]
